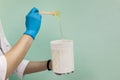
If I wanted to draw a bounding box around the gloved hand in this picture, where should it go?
[24,7,42,39]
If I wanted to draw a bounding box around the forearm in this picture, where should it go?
[24,61,48,74]
[5,34,33,78]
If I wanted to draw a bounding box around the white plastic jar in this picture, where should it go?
[50,39,74,74]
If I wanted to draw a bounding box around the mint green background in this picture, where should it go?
[0,0,120,80]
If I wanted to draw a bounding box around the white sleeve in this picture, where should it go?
[0,20,30,80]
[0,55,7,80]
[14,59,29,80]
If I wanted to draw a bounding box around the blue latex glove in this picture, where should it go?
[24,7,42,39]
